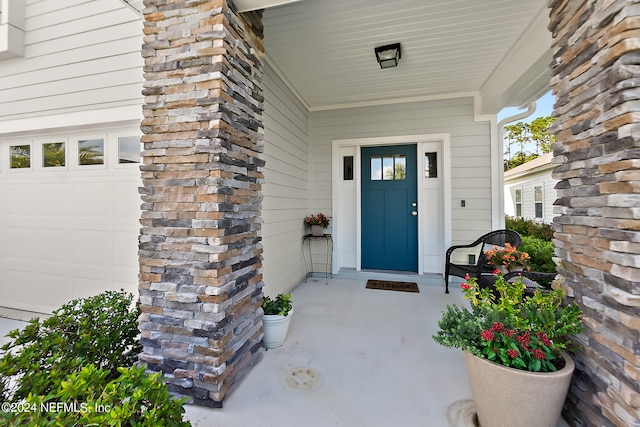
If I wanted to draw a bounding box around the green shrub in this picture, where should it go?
[519,236,556,273]
[1,364,190,427]
[0,290,191,426]
[505,215,554,241]
[262,292,293,316]
[0,290,141,403]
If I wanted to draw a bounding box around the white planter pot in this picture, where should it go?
[463,350,574,427]
[262,308,293,349]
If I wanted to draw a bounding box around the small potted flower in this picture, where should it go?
[483,242,530,272]
[433,271,582,427]
[261,293,293,349]
[304,213,330,236]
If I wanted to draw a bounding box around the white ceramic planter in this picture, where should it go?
[463,350,574,427]
[262,308,293,349]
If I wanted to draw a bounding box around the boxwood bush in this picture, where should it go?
[520,235,556,273]
[0,290,191,427]
[2,365,190,427]
[0,290,141,402]
[505,215,554,241]
[504,216,556,273]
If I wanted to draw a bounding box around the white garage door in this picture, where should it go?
[0,127,141,315]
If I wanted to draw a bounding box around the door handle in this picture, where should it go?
[411,211,418,216]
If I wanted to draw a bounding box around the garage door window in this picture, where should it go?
[10,144,30,169]
[43,142,65,167]
[118,136,140,164]
[78,139,104,166]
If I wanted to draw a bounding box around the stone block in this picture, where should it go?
[150,282,178,292]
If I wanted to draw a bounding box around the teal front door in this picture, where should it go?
[361,145,418,271]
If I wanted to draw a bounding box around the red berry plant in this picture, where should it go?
[434,271,582,372]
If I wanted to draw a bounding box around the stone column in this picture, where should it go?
[138,0,265,407]
[548,0,640,425]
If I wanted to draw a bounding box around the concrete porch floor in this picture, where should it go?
[0,272,570,426]
[186,273,472,427]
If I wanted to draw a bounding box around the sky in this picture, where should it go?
[497,90,554,124]
[498,91,555,156]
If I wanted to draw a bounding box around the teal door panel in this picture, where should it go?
[361,145,418,271]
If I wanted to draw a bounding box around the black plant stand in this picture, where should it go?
[302,234,333,284]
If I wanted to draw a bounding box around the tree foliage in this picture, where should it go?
[504,116,556,171]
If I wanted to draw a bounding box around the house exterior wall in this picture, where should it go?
[0,0,142,126]
[309,96,493,273]
[0,0,143,316]
[261,62,309,295]
[504,166,556,223]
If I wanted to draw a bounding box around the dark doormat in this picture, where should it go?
[366,280,419,293]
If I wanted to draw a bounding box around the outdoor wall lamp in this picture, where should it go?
[374,43,401,69]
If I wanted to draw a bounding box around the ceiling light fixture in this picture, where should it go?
[374,43,401,69]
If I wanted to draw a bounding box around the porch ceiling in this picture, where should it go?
[262,0,551,112]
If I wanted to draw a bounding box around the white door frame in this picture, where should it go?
[331,133,451,275]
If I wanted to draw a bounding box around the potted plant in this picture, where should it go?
[261,293,293,349]
[304,213,330,236]
[483,242,531,273]
[433,270,582,427]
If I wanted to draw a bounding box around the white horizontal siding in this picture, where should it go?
[310,97,492,248]
[0,0,143,123]
[262,63,310,295]
[504,167,557,223]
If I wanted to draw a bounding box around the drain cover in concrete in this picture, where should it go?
[284,367,323,391]
[447,400,478,427]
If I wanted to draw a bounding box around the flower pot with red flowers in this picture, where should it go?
[304,213,330,236]
[433,270,582,427]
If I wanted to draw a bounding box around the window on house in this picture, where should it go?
[534,186,543,219]
[370,154,406,180]
[10,144,30,169]
[343,155,354,180]
[118,136,141,164]
[515,188,522,217]
[42,142,65,167]
[78,139,104,165]
[424,152,437,178]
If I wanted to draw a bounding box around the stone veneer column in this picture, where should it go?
[548,1,640,425]
[138,0,265,407]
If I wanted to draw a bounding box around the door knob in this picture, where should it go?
[411,211,418,216]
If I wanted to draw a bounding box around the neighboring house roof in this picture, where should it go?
[504,152,554,181]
